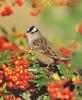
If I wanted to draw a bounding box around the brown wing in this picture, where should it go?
[32,36,68,61]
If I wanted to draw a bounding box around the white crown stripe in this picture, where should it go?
[27,26,38,33]
[31,27,37,33]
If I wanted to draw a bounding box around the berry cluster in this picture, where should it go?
[0,70,3,85]
[52,0,78,6]
[60,46,71,57]
[0,0,78,17]
[14,0,23,6]
[0,5,14,16]
[52,0,68,6]
[4,95,23,100]
[0,36,19,52]
[47,79,76,100]
[0,69,3,96]
[0,53,35,97]
[2,56,34,91]
[69,0,78,5]
[30,0,42,16]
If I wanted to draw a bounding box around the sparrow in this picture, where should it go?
[25,25,68,66]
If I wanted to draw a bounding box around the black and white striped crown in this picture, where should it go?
[26,26,38,33]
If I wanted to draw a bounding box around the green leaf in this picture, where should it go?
[74,83,82,100]
[29,65,46,77]
[22,91,31,100]
[2,83,6,90]
[0,26,8,35]
[69,52,82,69]
[0,96,4,100]
[35,74,44,79]
[0,50,13,66]
[68,65,75,78]
[28,65,40,73]
[29,78,48,86]
[43,94,51,100]
[4,50,13,58]
[35,79,48,86]
[68,55,78,77]
[58,64,67,76]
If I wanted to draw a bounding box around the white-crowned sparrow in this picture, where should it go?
[25,26,68,66]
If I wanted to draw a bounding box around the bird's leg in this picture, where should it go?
[46,64,50,69]
[46,61,55,69]
[51,62,55,67]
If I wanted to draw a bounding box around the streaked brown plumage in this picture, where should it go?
[25,26,68,65]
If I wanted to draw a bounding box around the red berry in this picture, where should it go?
[19,69,24,74]
[5,4,11,11]
[15,67,20,72]
[70,41,79,48]
[24,69,28,75]
[20,80,29,90]
[12,75,19,82]
[4,94,11,100]
[15,0,23,6]
[30,11,38,16]
[29,88,36,93]
[0,70,3,75]
[77,24,82,34]
[15,0,20,3]
[22,59,29,67]
[0,37,6,44]
[60,47,71,57]
[32,1,39,8]
[1,10,7,16]
[19,66,23,70]
[20,74,25,80]
[0,79,3,84]
[11,96,16,100]
[18,1,23,6]
[0,87,3,94]
[14,60,19,66]
[48,82,55,88]
[70,0,78,5]
[16,97,23,100]
[66,60,71,68]
[6,82,14,88]
[9,9,14,14]
[15,80,20,86]
[28,73,35,79]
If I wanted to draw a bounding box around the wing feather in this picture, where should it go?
[32,36,68,61]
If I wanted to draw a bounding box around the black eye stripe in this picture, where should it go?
[28,26,35,32]
[27,26,38,33]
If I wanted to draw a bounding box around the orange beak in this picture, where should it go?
[25,32,29,38]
